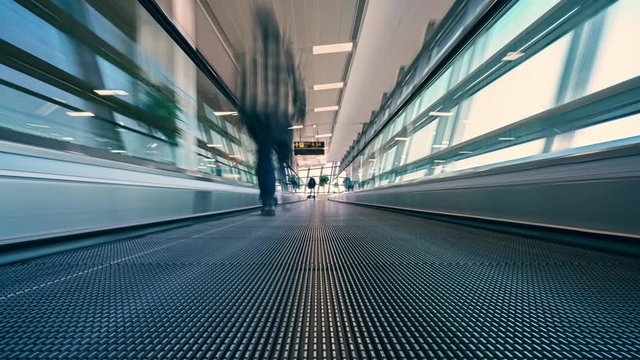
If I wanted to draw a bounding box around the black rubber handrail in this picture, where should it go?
[137,0,240,109]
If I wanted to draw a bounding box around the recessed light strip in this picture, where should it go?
[313,42,353,55]
[313,82,344,91]
[94,89,129,96]
[314,106,339,112]
[429,111,453,117]
[66,111,95,117]
[502,51,524,61]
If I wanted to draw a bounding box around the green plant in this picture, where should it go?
[319,175,329,187]
[289,176,300,189]
[142,83,181,144]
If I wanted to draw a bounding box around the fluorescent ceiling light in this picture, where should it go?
[94,89,129,96]
[66,111,95,117]
[459,151,474,154]
[498,137,516,141]
[313,82,344,91]
[432,144,447,148]
[214,111,238,116]
[434,160,445,163]
[203,158,216,162]
[313,42,353,55]
[502,51,525,61]
[288,125,304,129]
[61,137,74,141]
[110,149,126,153]
[25,123,51,129]
[429,111,453,116]
[314,106,339,112]
[315,133,332,138]
[395,137,409,141]
[207,144,223,148]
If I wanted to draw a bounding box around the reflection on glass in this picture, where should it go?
[340,0,640,192]
[0,0,256,184]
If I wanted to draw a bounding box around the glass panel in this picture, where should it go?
[552,113,640,151]
[450,139,545,172]
[458,33,571,143]
[585,0,640,95]
[337,0,640,192]
[0,0,256,183]
[405,120,438,164]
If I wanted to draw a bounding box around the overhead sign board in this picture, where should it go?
[294,141,325,155]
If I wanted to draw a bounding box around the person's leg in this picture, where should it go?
[255,136,276,215]
[274,143,289,193]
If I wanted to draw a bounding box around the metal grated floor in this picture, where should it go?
[1,200,639,359]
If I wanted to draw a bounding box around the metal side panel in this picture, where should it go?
[0,176,259,244]
[0,142,309,243]
[0,144,265,244]
[331,152,640,238]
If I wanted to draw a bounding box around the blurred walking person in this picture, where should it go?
[307,177,316,200]
[238,4,306,216]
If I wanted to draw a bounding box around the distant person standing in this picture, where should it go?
[343,177,354,192]
[237,4,306,216]
[307,177,317,199]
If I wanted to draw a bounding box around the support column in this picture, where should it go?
[171,0,199,170]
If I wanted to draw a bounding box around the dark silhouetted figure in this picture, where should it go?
[238,4,306,216]
[307,177,316,200]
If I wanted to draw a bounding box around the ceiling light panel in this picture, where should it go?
[313,42,353,55]
[314,106,339,112]
[94,89,129,96]
[313,82,344,91]
[502,51,525,61]
[429,111,453,116]
[66,111,95,117]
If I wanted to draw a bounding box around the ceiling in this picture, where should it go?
[167,0,455,169]
[328,0,455,161]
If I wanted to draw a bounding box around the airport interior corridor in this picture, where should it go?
[1,201,639,359]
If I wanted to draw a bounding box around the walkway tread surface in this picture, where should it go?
[1,201,639,359]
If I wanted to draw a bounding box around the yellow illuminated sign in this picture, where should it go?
[293,141,324,149]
